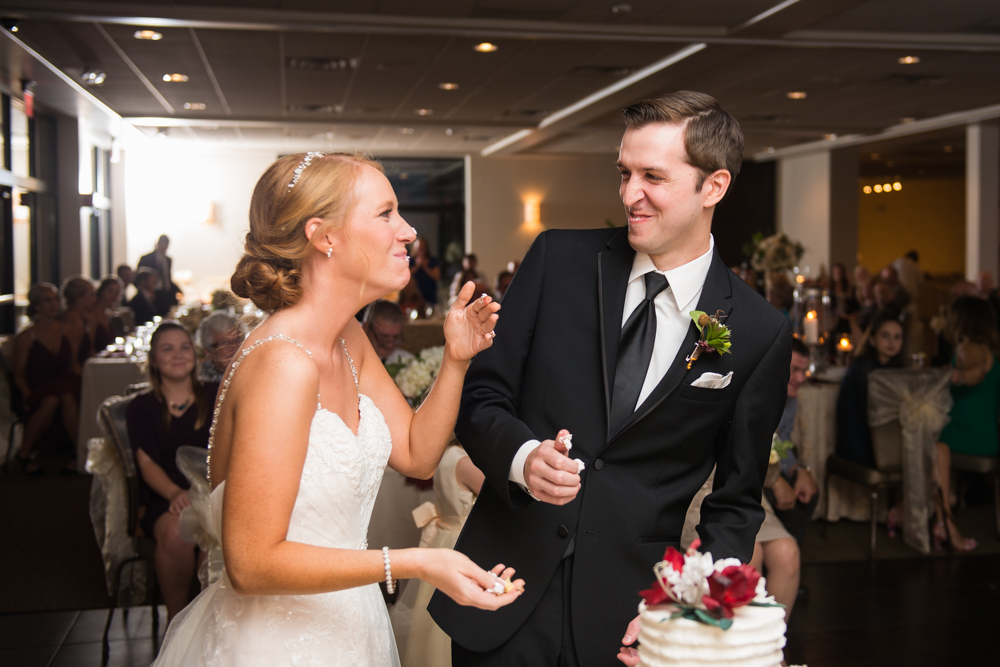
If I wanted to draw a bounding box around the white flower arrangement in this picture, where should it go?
[394,346,446,405]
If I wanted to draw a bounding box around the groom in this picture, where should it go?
[429,91,791,666]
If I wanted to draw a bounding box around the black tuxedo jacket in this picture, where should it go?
[428,228,790,661]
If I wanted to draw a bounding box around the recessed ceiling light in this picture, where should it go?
[134,30,162,40]
[438,82,459,90]
[823,133,838,140]
[898,56,920,65]
[474,42,498,53]
[81,70,106,86]
[163,73,189,82]
[445,128,453,136]
[892,182,902,191]
[943,145,954,153]
[873,184,883,193]
[414,108,433,116]
[900,117,916,124]
[863,186,872,194]
[183,102,207,110]
[786,91,807,100]
[400,127,414,135]
[766,147,774,153]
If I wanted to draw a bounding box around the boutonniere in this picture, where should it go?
[686,310,732,370]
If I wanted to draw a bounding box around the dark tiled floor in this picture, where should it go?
[0,606,165,667]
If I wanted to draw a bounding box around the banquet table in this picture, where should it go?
[794,380,888,522]
[77,357,147,470]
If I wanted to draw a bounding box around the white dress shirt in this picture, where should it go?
[508,236,716,490]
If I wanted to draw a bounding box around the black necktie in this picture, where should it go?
[610,271,669,434]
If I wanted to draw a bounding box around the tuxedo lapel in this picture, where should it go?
[598,230,635,434]
[609,250,734,442]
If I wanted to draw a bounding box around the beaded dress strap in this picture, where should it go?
[339,337,359,392]
[207,334,314,485]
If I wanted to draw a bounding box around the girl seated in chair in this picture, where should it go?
[127,321,220,624]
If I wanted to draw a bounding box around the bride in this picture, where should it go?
[153,152,523,666]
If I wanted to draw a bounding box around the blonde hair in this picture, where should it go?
[231,151,384,312]
[61,275,95,308]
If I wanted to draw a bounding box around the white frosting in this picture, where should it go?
[637,601,786,667]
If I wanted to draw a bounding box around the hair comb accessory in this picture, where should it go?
[288,152,324,190]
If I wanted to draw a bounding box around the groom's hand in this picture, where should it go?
[523,437,581,505]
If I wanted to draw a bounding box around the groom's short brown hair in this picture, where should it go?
[622,91,743,187]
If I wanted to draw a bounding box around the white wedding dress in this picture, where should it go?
[153,335,400,666]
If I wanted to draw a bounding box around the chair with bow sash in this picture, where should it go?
[825,368,951,557]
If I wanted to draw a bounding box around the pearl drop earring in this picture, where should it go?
[326,248,333,258]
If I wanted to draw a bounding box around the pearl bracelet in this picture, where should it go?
[382,546,395,594]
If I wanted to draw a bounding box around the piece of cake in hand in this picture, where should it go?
[636,540,787,667]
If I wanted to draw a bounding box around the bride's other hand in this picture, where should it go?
[413,549,523,610]
[442,281,500,362]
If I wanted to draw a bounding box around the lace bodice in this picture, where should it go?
[153,335,400,667]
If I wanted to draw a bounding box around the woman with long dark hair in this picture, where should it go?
[126,321,218,623]
[934,296,999,551]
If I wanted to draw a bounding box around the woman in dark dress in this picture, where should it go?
[835,312,906,467]
[59,275,97,369]
[90,275,123,352]
[12,283,81,474]
[127,321,219,624]
[409,236,441,306]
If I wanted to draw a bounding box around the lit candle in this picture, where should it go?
[803,310,819,345]
[838,335,853,353]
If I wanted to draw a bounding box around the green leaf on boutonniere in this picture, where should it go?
[749,600,786,609]
[689,311,732,356]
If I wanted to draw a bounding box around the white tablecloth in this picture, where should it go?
[794,382,885,522]
[77,358,146,469]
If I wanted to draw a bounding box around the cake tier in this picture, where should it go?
[637,602,786,667]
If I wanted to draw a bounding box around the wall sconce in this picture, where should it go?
[522,196,543,232]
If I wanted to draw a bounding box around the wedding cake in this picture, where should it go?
[635,540,787,667]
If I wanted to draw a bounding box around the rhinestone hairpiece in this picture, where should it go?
[287,151,324,190]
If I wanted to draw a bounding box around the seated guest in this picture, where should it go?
[752,337,818,621]
[879,264,911,309]
[90,276,124,352]
[398,276,428,320]
[856,280,899,333]
[934,296,1000,552]
[116,264,134,304]
[449,253,486,300]
[128,267,160,326]
[364,300,415,366]
[60,275,97,368]
[11,284,80,474]
[836,313,906,467]
[495,270,514,301]
[126,321,219,625]
[196,311,243,382]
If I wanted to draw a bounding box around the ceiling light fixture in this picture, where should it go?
[824,133,838,140]
[438,82,459,90]
[898,56,920,65]
[873,184,883,193]
[82,70,107,86]
[400,128,414,135]
[474,42,498,53]
[892,182,902,191]
[445,128,453,135]
[863,186,872,194]
[163,73,189,82]
[183,102,207,110]
[134,30,162,40]
[414,108,433,116]
[786,91,807,100]
[883,183,892,191]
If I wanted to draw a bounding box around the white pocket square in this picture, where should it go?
[690,371,733,389]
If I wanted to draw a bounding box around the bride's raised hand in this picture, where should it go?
[442,281,501,362]
[419,549,524,610]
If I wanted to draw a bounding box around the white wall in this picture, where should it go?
[777,152,831,277]
[124,141,277,300]
[468,153,625,281]
[123,144,626,298]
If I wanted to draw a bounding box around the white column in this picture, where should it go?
[966,122,1000,282]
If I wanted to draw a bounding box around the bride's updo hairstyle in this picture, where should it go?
[231,151,383,312]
